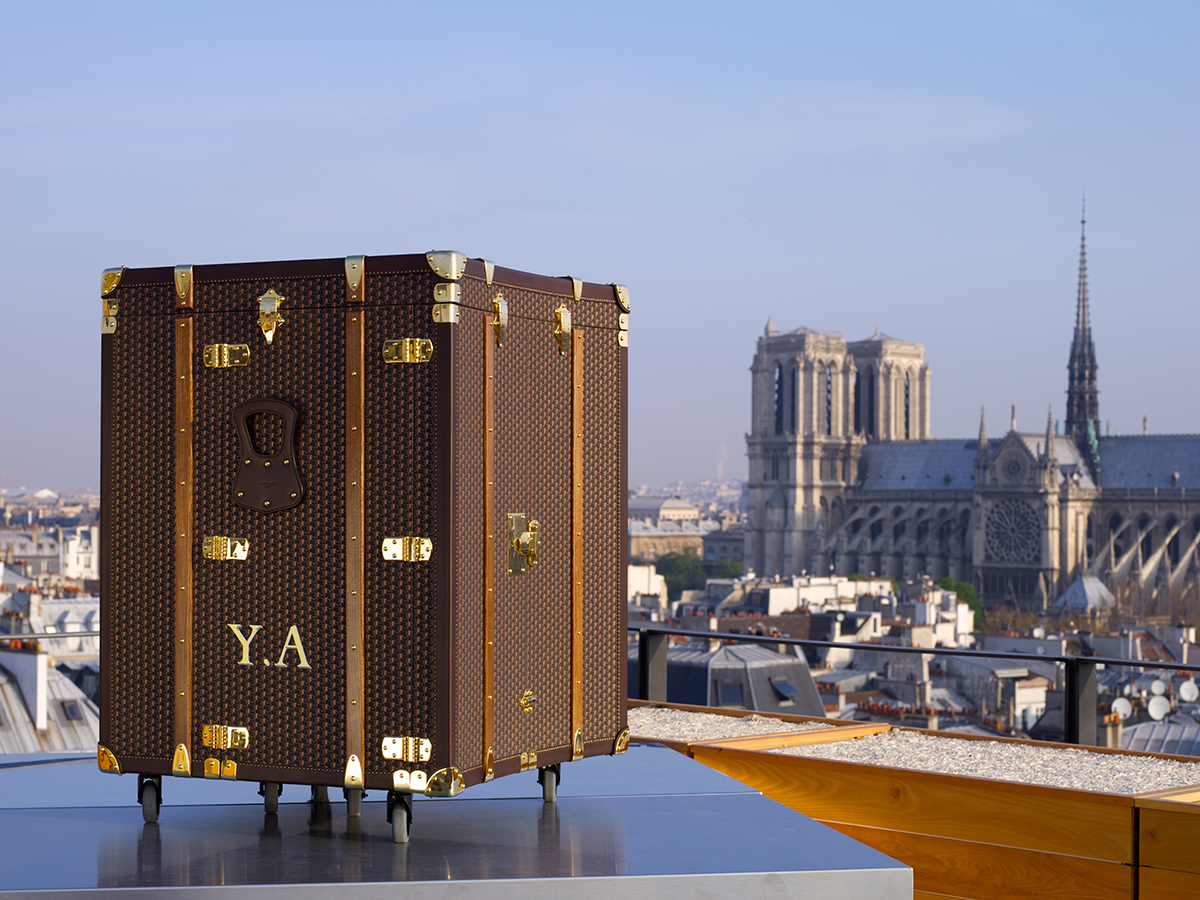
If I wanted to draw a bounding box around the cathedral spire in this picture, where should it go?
[1065,197,1099,454]
[1044,405,1057,467]
[975,407,990,468]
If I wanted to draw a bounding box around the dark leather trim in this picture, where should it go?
[99,333,114,750]
[435,303,458,772]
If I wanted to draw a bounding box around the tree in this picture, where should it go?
[938,576,981,626]
[654,547,708,604]
[708,560,743,579]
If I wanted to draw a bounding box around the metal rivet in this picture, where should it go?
[264,461,271,467]
[283,459,289,465]
[245,460,250,465]
[290,492,297,498]
[237,491,243,497]
[264,500,270,507]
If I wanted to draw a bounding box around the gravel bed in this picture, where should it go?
[628,706,833,744]
[772,728,1200,794]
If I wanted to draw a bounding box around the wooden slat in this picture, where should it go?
[570,327,584,757]
[1138,865,1200,899]
[1135,783,1200,803]
[482,312,495,777]
[689,743,1134,863]
[627,698,850,726]
[829,821,1133,900]
[1138,804,1200,875]
[344,306,366,780]
[173,314,193,761]
[693,722,890,751]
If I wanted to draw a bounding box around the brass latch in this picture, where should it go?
[553,304,572,355]
[392,770,429,792]
[432,282,460,324]
[506,514,539,574]
[204,758,238,781]
[382,537,433,562]
[382,338,433,364]
[492,295,508,346]
[519,689,537,714]
[202,536,249,561]
[382,736,432,762]
[258,289,285,344]
[202,725,250,750]
[101,295,119,335]
[203,344,251,368]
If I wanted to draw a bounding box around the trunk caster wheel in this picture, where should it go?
[138,776,162,824]
[259,782,281,814]
[311,785,329,804]
[387,791,413,844]
[345,787,363,817]
[537,764,560,804]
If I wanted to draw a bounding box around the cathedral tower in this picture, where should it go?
[1065,203,1099,455]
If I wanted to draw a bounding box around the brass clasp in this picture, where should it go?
[203,344,250,368]
[257,289,285,344]
[382,537,433,562]
[202,724,250,750]
[506,514,539,574]
[553,304,572,355]
[382,338,433,364]
[202,536,249,561]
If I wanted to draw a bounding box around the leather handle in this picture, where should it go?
[232,399,304,513]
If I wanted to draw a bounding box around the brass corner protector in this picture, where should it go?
[97,744,121,775]
[519,750,538,772]
[481,258,495,285]
[483,747,495,783]
[618,330,629,348]
[613,727,630,755]
[172,743,192,777]
[426,250,468,281]
[553,304,572,355]
[344,754,364,790]
[174,265,194,308]
[345,255,366,303]
[221,759,237,781]
[257,289,285,344]
[203,758,221,779]
[612,284,630,312]
[101,266,126,298]
[492,295,508,346]
[425,767,464,797]
[572,728,584,761]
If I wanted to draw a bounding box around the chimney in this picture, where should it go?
[0,644,49,730]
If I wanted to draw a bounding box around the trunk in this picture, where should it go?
[98,253,629,797]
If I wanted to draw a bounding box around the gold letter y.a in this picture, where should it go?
[227,624,263,665]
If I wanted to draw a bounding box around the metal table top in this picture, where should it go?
[0,744,911,899]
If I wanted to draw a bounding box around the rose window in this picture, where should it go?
[985,499,1041,563]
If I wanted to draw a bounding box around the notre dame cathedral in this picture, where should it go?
[745,215,1200,609]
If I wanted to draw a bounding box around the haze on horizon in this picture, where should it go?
[0,2,1195,491]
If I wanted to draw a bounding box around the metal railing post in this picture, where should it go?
[1064,658,1097,745]
[638,630,668,702]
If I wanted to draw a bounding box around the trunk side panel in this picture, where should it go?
[191,281,347,777]
[362,272,443,776]
[582,316,626,743]
[106,284,177,763]
[488,281,573,764]
[452,302,485,774]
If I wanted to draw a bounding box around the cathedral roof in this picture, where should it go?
[858,440,980,491]
[858,435,1099,491]
[1095,435,1200,491]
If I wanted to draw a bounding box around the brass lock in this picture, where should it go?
[506,514,539,575]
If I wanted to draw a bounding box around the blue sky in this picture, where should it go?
[1,1,1196,490]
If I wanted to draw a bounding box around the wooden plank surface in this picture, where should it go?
[829,821,1133,900]
[693,722,889,751]
[689,744,1134,863]
[1139,866,1200,898]
[1138,804,1200,875]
